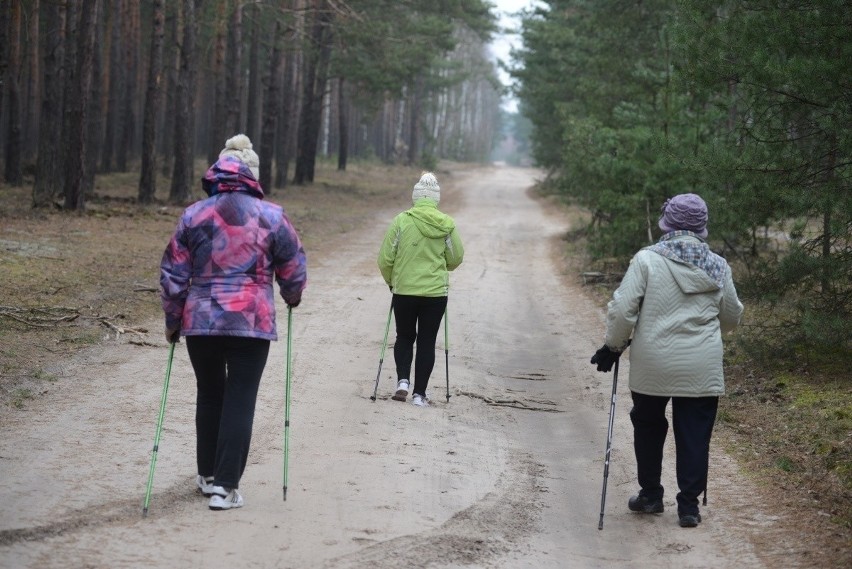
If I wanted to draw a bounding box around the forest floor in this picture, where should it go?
[0,160,849,568]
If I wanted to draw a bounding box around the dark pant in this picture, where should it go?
[392,294,447,396]
[629,391,719,516]
[186,335,270,490]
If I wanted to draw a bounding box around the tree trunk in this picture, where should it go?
[138,0,165,203]
[23,0,40,164]
[259,19,284,193]
[275,40,297,189]
[407,79,421,166]
[102,0,123,172]
[337,78,348,171]
[294,3,332,185]
[4,0,23,186]
[32,0,65,207]
[207,1,226,165]
[64,0,101,211]
[246,3,261,141]
[84,10,105,194]
[226,0,243,136]
[169,0,199,204]
[117,0,139,171]
[159,4,179,178]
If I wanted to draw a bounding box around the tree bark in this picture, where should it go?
[294,2,332,185]
[32,0,65,207]
[23,0,40,164]
[63,0,102,211]
[4,0,23,186]
[159,4,179,177]
[275,38,297,189]
[207,0,227,165]
[138,0,165,203]
[102,0,123,172]
[246,3,261,141]
[226,0,243,136]
[169,0,200,204]
[337,78,348,171]
[259,19,284,193]
[84,10,105,193]
[117,0,140,171]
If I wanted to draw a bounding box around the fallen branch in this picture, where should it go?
[456,390,563,413]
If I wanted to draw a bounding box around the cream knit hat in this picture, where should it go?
[412,172,440,203]
[219,134,260,180]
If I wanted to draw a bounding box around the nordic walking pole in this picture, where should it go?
[598,357,620,530]
[143,340,176,517]
[283,306,293,501]
[444,305,450,403]
[370,299,394,401]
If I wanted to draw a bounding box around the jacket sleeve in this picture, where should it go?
[445,227,464,271]
[273,211,308,305]
[718,265,744,334]
[160,217,192,331]
[377,219,400,286]
[605,252,647,351]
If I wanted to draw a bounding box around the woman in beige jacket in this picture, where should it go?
[591,193,743,528]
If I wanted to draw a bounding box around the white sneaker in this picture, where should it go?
[411,393,430,407]
[392,380,410,401]
[196,475,215,496]
[208,486,244,510]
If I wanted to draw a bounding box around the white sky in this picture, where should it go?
[489,0,541,112]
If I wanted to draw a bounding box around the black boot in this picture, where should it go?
[678,512,702,527]
[628,494,664,513]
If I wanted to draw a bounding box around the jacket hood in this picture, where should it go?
[201,156,265,199]
[664,260,722,294]
[406,200,454,238]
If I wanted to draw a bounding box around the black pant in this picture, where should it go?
[392,294,447,396]
[629,391,719,516]
[186,336,270,490]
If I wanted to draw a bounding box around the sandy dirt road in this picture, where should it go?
[1,166,781,568]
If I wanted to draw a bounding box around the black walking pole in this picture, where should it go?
[370,299,394,401]
[444,305,450,403]
[143,340,176,517]
[598,357,620,530]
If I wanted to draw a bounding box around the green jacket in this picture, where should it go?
[378,199,464,297]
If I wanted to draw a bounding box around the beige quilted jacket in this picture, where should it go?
[605,241,744,397]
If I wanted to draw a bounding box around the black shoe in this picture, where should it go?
[678,513,702,527]
[628,494,664,513]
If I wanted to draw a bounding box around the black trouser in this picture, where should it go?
[392,294,447,397]
[186,336,270,490]
[629,391,719,516]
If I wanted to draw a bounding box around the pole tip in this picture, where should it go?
[283,486,288,501]
[369,396,376,401]
[142,508,148,518]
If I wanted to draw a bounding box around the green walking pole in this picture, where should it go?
[143,340,176,517]
[444,305,450,403]
[283,306,294,501]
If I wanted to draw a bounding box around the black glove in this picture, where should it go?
[590,344,621,373]
[286,293,301,308]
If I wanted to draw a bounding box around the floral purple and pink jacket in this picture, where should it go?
[160,156,307,341]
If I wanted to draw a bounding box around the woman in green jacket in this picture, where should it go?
[377,172,464,407]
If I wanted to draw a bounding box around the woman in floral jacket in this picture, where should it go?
[160,134,307,511]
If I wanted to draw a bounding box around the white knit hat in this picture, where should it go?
[219,134,260,180]
[412,172,440,203]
